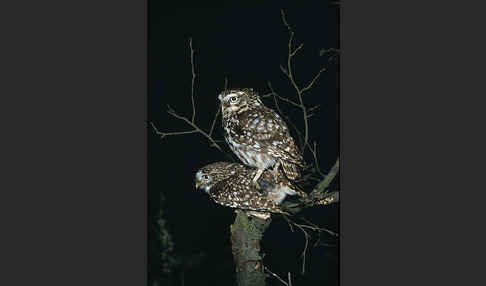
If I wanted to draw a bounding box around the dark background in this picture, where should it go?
[149,2,339,285]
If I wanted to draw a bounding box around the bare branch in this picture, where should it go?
[283,214,339,274]
[150,121,198,138]
[209,104,221,137]
[209,77,227,137]
[267,82,304,148]
[308,141,325,178]
[268,82,284,117]
[307,104,321,113]
[165,105,234,161]
[297,103,308,151]
[264,266,289,286]
[152,41,235,162]
[301,66,327,94]
[280,10,294,58]
[268,89,301,108]
[208,104,221,136]
[290,43,304,57]
[300,217,339,237]
[283,214,310,274]
[280,9,309,150]
[311,158,339,197]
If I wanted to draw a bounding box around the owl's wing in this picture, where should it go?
[260,169,307,198]
[210,174,285,213]
[241,109,305,166]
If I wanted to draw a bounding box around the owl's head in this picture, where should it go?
[218,88,263,116]
[195,162,242,193]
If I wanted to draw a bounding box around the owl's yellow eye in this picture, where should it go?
[202,175,209,180]
[230,96,238,102]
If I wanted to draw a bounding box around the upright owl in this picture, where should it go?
[218,88,305,186]
[195,162,306,217]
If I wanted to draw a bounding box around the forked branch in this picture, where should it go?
[150,41,234,161]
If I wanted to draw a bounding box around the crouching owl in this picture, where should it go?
[195,162,306,218]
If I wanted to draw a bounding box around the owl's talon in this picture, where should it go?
[252,178,262,190]
[272,161,281,179]
[252,169,264,191]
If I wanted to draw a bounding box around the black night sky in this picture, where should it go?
[149,2,339,285]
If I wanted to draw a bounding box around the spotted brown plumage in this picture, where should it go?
[218,88,305,182]
[195,162,306,216]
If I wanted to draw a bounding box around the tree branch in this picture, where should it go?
[301,66,327,94]
[280,158,340,215]
[164,106,234,161]
[150,122,198,138]
[150,39,235,161]
[209,77,227,137]
[265,82,304,148]
[310,158,339,197]
[280,9,332,153]
[263,266,292,286]
[308,141,326,178]
[282,214,337,275]
[281,9,309,150]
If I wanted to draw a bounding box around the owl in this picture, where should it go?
[218,88,305,188]
[195,162,306,218]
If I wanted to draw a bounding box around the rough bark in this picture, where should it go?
[230,211,271,286]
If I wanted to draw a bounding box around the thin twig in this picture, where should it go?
[151,40,235,162]
[267,82,304,149]
[209,104,221,137]
[272,90,301,108]
[307,104,321,113]
[290,43,304,57]
[282,214,339,274]
[264,266,289,286]
[281,9,309,150]
[150,122,198,138]
[301,66,327,94]
[268,82,285,117]
[283,214,310,274]
[209,77,227,137]
[283,213,295,233]
[166,106,234,161]
[308,141,325,178]
[300,217,338,237]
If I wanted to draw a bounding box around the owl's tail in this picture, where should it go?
[281,161,300,180]
[314,191,339,206]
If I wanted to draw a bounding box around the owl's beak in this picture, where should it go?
[195,181,201,190]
